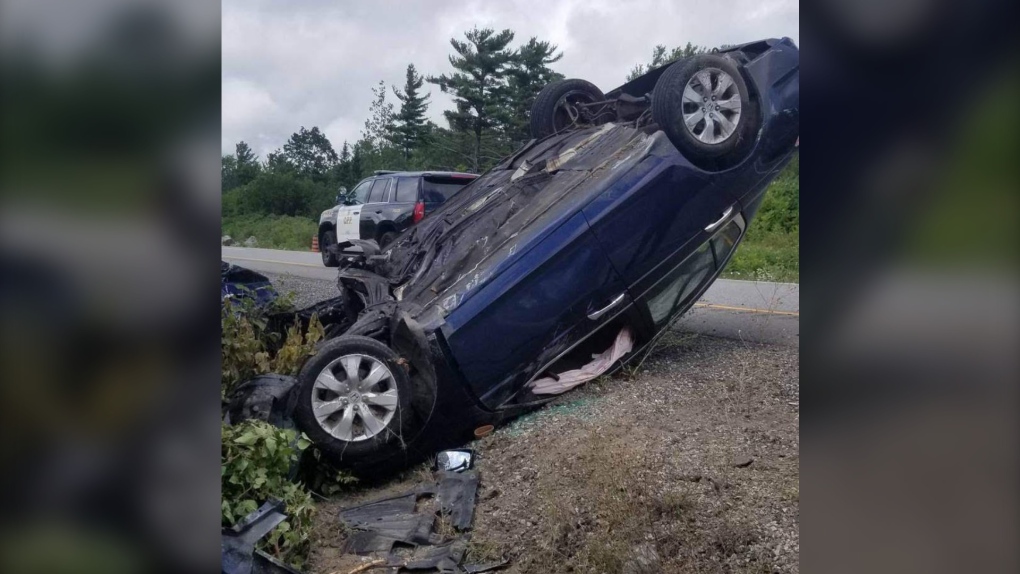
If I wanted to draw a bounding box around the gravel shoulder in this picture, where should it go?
[263,271,800,574]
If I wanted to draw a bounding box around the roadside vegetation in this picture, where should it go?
[221,293,355,569]
[724,154,799,283]
[221,34,799,281]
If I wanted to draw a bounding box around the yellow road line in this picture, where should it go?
[693,302,799,316]
[222,256,322,268]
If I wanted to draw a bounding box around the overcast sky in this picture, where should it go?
[222,0,798,158]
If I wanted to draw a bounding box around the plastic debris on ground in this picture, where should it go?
[222,499,304,574]
[335,451,506,573]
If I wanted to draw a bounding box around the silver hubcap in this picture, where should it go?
[311,354,398,442]
[681,68,742,144]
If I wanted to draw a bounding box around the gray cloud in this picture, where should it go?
[223,0,798,158]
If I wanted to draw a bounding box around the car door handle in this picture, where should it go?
[588,293,626,321]
[704,206,734,232]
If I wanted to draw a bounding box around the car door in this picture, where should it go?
[358,178,391,240]
[581,154,749,295]
[336,179,373,242]
[441,211,632,409]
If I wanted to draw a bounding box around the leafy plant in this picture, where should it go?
[221,421,315,569]
[220,293,324,398]
[221,293,351,568]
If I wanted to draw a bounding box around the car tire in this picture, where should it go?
[293,336,419,466]
[652,54,760,171]
[378,231,398,249]
[321,230,340,267]
[530,79,607,139]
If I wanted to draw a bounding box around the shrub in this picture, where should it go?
[221,294,355,569]
[221,293,324,399]
[221,421,315,569]
[232,172,335,218]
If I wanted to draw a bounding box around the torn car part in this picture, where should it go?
[436,470,479,531]
[337,470,482,572]
[222,261,278,307]
[222,499,303,574]
[339,486,438,555]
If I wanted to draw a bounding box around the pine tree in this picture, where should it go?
[428,28,516,172]
[389,64,431,159]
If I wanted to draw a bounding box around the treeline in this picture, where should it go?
[223,27,565,223]
[222,36,797,265]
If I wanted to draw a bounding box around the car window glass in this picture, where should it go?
[644,241,715,327]
[350,181,372,205]
[395,177,419,203]
[710,219,742,263]
[367,179,388,203]
[644,219,743,327]
[422,177,470,203]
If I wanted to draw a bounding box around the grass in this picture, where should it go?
[222,214,318,251]
[723,229,799,283]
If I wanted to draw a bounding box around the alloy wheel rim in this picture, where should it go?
[680,68,742,144]
[311,354,398,442]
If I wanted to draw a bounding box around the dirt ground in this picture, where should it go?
[307,331,799,574]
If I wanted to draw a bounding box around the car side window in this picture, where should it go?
[394,177,419,203]
[349,180,372,205]
[643,218,744,328]
[645,241,715,327]
[367,178,388,203]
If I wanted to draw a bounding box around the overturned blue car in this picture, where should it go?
[294,38,800,475]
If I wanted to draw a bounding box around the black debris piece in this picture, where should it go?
[222,499,304,574]
[339,488,437,555]
[437,470,479,530]
[223,374,299,429]
[463,559,511,573]
[336,469,496,572]
[401,540,467,572]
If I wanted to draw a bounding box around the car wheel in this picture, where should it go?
[321,230,340,267]
[530,79,607,139]
[652,54,760,171]
[378,231,398,249]
[293,336,418,465]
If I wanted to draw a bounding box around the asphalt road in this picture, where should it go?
[223,246,799,345]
